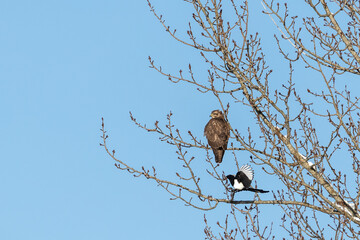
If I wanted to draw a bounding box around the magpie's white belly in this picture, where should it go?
[234,180,244,190]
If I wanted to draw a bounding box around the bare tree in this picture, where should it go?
[101,0,360,239]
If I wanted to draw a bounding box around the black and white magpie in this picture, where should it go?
[226,165,269,193]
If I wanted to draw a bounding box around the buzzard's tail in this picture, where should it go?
[213,149,225,163]
[246,188,269,193]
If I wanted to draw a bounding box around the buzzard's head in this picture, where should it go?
[210,110,224,119]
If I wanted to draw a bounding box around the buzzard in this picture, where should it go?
[204,110,230,163]
[226,165,269,193]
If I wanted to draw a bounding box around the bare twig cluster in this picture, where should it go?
[102,0,360,238]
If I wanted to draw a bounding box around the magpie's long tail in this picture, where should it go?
[245,188,269,193]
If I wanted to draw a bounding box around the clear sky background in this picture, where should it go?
[1,1,359,239]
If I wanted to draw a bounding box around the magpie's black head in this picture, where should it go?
[226,174,234,180]
[226,175,235,186]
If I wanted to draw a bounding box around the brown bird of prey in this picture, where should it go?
[204,110,230,163]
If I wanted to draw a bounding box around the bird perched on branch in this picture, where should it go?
[204,110,230,163]
[226,165,269,193]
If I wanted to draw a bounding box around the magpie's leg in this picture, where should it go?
[230,189,240,201]
[230,191,235,201]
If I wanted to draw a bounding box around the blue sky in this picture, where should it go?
[1,1,359,239]
[0,1,222,239]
